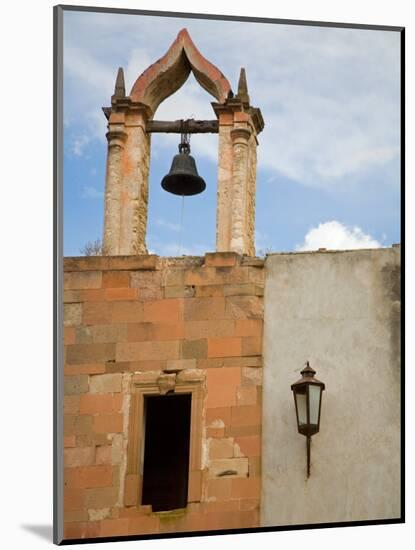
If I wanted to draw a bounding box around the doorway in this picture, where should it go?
[141,393,192,512]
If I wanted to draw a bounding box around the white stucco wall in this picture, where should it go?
[261,247,401,526]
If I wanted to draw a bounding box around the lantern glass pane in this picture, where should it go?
[309,385,321,425]
[296,391,307,426]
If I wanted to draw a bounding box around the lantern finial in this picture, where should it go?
[300,361,316,377]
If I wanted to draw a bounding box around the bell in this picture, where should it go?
[161,142,206,196]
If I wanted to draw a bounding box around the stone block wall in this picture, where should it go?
[63,252,264,540]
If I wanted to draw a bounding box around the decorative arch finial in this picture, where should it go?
[113,67,126,99]
[236,67,250,105]
[130,28,231,115]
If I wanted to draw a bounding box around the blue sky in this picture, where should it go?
[63,11,401,256]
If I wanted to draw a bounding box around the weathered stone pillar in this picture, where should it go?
[246,133,258,256]
[102,68,151,255]
[118,111,151,255]
[216,112,234,252]
[103,127,127,254]
[213,69,264,256]
[230,127,251,254]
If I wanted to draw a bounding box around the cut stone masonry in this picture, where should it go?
[63,251,264,539]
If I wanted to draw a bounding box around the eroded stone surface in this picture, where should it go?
[207,458,249,479]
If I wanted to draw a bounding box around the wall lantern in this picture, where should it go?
[291,362,325,478]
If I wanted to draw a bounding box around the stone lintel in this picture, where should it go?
[131,371,160,386]
[131,369,206,390]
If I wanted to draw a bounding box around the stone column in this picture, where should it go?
[103,127,127,255]
[216,112,234,252]
[118,111,151,255]
[102,103,151,256]
[230,127,251,254]
[245,133,258,256]
[213,82,263,256]
[215,115,259,256]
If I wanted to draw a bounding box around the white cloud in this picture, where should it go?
[124,48,153,93]
[81,185,104,199]
[64,45,114,96]
[63,12,400,186]
[154,218,181,232]
[71,134,92,157]
[296,220,381,251]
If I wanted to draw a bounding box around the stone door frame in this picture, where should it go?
[124,369,206,509]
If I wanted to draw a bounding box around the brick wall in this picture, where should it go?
[63,252,264,540]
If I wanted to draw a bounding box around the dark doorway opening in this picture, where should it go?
[141,393,191,512]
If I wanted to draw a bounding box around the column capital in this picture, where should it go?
[231,127,251,143]
[102,99,153,120]
[212,98,264,135]
[105,129,127,147]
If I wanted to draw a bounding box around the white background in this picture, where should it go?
[0,1,412,548]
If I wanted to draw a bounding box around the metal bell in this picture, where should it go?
[161,142,206,196]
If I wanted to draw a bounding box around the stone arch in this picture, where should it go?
[130,29,231,115]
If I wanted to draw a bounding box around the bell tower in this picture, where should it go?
[102,29,264,256]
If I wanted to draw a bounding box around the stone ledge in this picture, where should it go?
[64,255,159,272]
[63,253,267,273]
[241,257,265,267]
[204,252,241,267]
